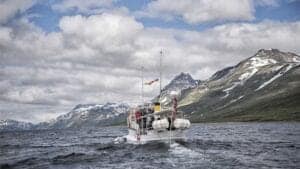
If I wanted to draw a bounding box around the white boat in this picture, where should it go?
[125,101,191,144]
[120,50,191,144]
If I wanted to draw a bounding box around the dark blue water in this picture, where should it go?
[0,122,299,169]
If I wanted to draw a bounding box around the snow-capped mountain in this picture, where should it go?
[1,49,299,131]
[158,72,199,105]
[163,72,199,92]
[43,102,130,129]
[179,49,300,122]
[0,119,34,131]
[0,103,130,131]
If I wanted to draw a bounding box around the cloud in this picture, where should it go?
[52,0,115,14]
[204,21,300,53]
[254,0,280,7]
[0,11,299,122]
[136,0,280,24]
[137,0,254,24]
[0,0,35,24]
[59,13,143,57]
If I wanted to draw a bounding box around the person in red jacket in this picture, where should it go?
[135,110,142,128]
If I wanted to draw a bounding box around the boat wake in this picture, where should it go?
[169,142,202,158]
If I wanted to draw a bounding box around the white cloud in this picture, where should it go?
[209,21,300,52]
[254,0,280,7]
[52,0,114,13]
[137,0,254,24]
[0,0,35,24]
[59,13,143,55]
[137,0,281,24]
[0,11,299,122]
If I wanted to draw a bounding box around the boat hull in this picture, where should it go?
[125,128,187,144]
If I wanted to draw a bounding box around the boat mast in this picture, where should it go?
[141,66,144,104]
[159,50,162,99]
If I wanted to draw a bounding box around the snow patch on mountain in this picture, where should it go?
[293,57,300,63]
[250,57,277,67]
[45,102,130,128]
[239,56,277,82]
[222,82,240,98]
[158,72,199,105]
[255,64,294,91]
[218,49,300,99]
[74,104,104,113]
[220,95,245,109]
[239,68,258,81]
[230,95,244,104]
[272,65,284,72]
[162,72,198,92]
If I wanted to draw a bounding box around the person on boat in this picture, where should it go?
[141,108,147,129]
[135,110,142,128]
[148,107,154,114]
[146,107,155,129]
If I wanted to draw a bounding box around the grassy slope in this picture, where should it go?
[182,66,300,123]
[192,91,300,122]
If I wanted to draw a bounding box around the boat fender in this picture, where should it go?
[152,118,169,130]
[174,119,191,129]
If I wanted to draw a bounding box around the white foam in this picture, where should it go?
[169,143,201,158]
[113,136,127,144]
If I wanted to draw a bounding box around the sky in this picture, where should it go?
[0,0,300,123]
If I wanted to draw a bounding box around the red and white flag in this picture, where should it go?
[144,78,159,85]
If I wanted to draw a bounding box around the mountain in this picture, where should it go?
[41,102,130,129]
[178,49,300,122]
[0,119,34,131]
[0,103,130,131]
[1,49,299,131]
[158,72,199,106]
[163,72,199,91]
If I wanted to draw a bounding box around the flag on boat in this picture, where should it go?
[144,78,159,85]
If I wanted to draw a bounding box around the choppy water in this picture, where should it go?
[0,122,299,169]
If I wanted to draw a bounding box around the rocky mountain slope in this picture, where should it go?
[178,49,300,122]
[0,103,129,131]
[158,72,199,106]
[42,103,130,129]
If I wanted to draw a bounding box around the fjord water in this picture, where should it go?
[0,123,299,169]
